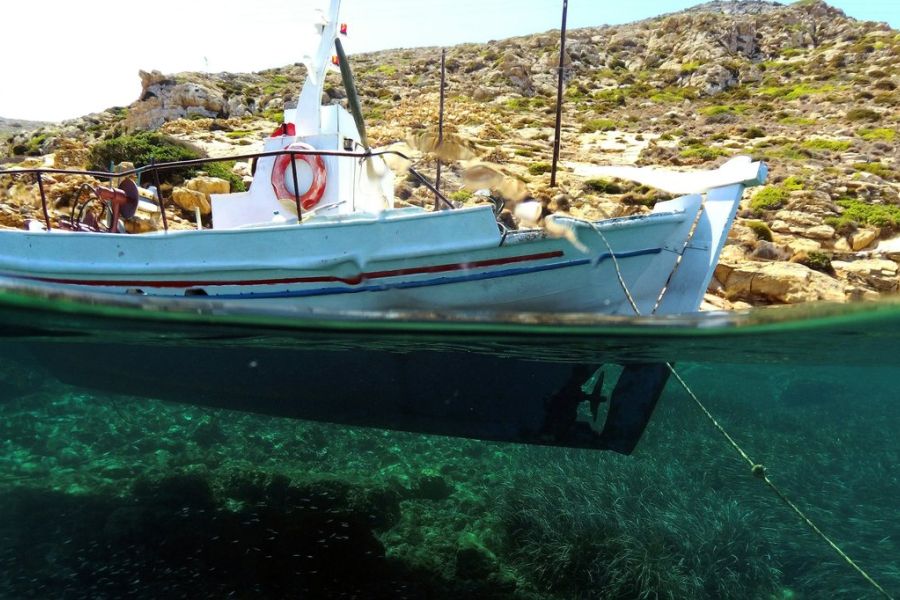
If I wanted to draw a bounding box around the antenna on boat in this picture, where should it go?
[550,0,569,188]
[296,0,341,136]
[435,48,446,208]
[335,37,368,147]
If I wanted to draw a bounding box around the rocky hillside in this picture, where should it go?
[1,0,898,306]
[0,117,51,154]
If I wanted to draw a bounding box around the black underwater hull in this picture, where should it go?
[4,278,899,454]
[0,280,683,454]
[15,338,667,454]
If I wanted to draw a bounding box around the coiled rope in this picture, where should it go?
[573,216,895,600]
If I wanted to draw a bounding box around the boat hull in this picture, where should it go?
[0,194,726,316]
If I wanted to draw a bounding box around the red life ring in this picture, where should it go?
[271,142,327,211]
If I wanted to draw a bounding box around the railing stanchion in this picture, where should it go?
[36,173,51,230]
[289,152,302,222]
[151,160,169,232]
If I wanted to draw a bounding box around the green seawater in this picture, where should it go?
[0,283,898,599]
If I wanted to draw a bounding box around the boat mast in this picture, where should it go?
[550,0,568,188]
[295,0,341,136]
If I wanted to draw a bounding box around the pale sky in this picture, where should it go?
[0,0,896,122]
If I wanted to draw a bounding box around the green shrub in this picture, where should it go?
[747,220,774,242]
[760,83,830,101]
[679,146,728,161]
[375,64,397,77]
[650,90,683,103]
[16,133,49,157]
[583,178,623,194]
[795,251,834,274]
[449,189,473,202]
[835,198,900,231]
[260,108,285,123]
[528,162,552,176]
[504,97,532,111]
[857,128,896,142]
[90,132,202,182]
[580,119,618,133]
[743,126,766,139]
[782,176,804,191]
[853,162,897,181]
[778,116,816,126]
[823,215,857,235]
[846,108,881,122]
[591,88,627,107]
[700,105,734,116]
[679,61,702,75]
[262,74,290,95]
[203,161,247,193]
[750,186,788,214]
[801,138,852,152]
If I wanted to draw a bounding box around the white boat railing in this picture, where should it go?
[0,148,453,233]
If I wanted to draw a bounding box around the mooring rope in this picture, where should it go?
[577,217,896,600]
[666,367,894,600]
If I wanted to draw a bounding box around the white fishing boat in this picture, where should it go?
[0,0,766,318]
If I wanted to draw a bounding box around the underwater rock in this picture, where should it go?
[191,418,227,448]
[455,534,499,581]
[411,472,453,501]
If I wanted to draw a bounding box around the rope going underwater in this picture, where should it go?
[666,367,894,600]
[579,217,896,600]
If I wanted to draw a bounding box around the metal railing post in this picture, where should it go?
[36,173,51,230]
[151,160,169,232]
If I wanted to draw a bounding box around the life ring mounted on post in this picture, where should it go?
[271,142,327,211]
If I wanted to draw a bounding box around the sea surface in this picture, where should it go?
[0,282,898,599]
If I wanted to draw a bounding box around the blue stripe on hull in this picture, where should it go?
[204,248,662,301]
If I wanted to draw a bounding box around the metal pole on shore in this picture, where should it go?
[435,48,446,208]
[550,0,568,188]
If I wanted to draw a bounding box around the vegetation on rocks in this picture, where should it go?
[750,186,789,214]
[747,219,775,242]
[831,198,900,232]
[90,132,201,172]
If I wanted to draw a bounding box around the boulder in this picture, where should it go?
[715,260,846,303]
[171,176,230,216]
[125,70,227,130]
[171,187,210,215]
[770,210,835,240]
[688,63,738,95]
[51,139,90,170]
[750,240,792,261]
[186,176,230,197]
[833,258,899,292]
[849,228,878,251]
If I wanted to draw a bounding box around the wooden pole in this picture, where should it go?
[550,0,568,188]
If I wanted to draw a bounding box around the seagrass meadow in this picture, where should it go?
[1,315,898,599]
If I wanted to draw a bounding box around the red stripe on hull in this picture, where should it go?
[19,250,565,289]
